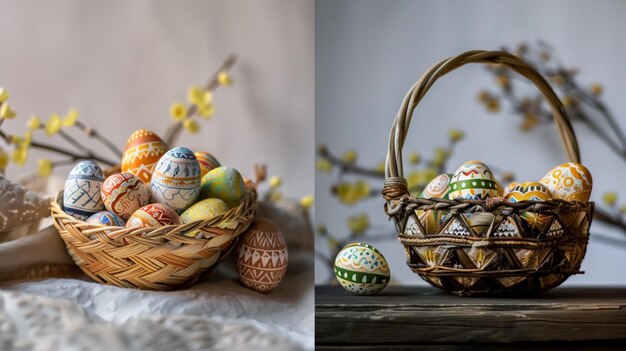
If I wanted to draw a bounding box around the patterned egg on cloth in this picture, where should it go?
[195,151,221,178]
[126,203,181,228]
[150,147,202,212]
[121,129,168,184]
[448,160,499,200]
[86,211,125,227]
[236,219,288,293]
[200,166,246,208]
[63,160,106,220]
[101,172,151,220]
[540,163,593,202]
[334,243,390,295]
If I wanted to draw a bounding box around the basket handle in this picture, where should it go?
[383,50,580,201]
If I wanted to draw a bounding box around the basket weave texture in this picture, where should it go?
[383,50,594,296]
[51,169,257,290]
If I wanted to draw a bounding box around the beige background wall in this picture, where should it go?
[0,0,314,199]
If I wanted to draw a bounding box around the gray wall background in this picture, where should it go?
[0,0,314,200]
[316,0,626,285]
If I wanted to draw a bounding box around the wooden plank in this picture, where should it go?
[315,285,626,346]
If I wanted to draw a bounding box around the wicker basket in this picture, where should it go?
[382,50,594,296]
[51,167,257,290]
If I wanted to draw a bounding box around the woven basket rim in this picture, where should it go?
[51,187,257,240]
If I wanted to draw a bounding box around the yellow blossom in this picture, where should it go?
[0,87,9,103]
[409,151,421,165]
[269,176,282,188]
[37,158,53,177]
[300,195,314,209]
[590,83,603,96]
[347,214,370,235]
[335,180,370,205]
[169,102,187,121]
[197,103,216,119]
[11,147,28,166]
[0,103,16,119]
[485,99,500,113]
[217,71,233,86]
[45,113,62,136]
[341,150,358,164]
[186,86,210,106]
[448,128,464,142]
[327,238,339,250]
[316,158,332,172]
[603,192,617,206]
[496,75,510,89]
[270,190,282,202]
[477,91,491,103]
[562,95,577,108]
[182,118,200,134]
[375,161,385,173]
[26,115,41,130]
[620,205,626,214]
[433,147,450,167]
[22,131,32,148]
[63,108,79,127]
[521,113,539,131]
[0,150,8,169]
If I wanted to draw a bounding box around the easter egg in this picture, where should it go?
[63,160,106,220]
[200,166,246,208]
[540,163,593,202]
[505,181,553,202]
[180,198,235,236]
[86,211,125,227]
[150,147,202,212]
[334,243,390,295]
[503,182,520,197]
[101,172,151,220]
[415,174,452,234]
[195,151,221,178]
[121,129,168,184]
[236,219,288,293]
[126,203,181,228]
[448,160,498,200]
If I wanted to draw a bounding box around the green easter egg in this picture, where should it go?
[200,166,246,208]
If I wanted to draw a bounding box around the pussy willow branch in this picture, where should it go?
[164,54,238,146]
[0,130,117,166]
[74,120,123,157]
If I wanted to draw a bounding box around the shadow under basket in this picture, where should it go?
[382,50,594,296]
[50,189,257,291]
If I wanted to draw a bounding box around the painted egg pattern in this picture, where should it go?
[200,166,246,208]
[540,163,592,202]
[505,181,553,202]
[419,173,452,199]
[126,203,181,228]
[503,182,520,197]
[195,151,221,178]
[180,198,235,236]
[86,211,125,227]
[334,243,390,295]
[101,172,151,220]
[150,147,201,212]
[448,160,498,200]
[121,129,167,184]
[64,160,106,220]
[236,219,288,293]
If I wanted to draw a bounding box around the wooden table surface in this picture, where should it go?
[316,285,626,350]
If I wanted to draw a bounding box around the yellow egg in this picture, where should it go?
[416,174,452,235]
[448,160,498,200]
[539,163,592,202]
[503,182,520,197]
[505,181,553,202]
[180,198,235,236]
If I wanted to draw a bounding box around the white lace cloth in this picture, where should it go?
[0,251,314,351]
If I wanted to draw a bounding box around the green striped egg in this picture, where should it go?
[334,243,390,295]
[448,160,499,200]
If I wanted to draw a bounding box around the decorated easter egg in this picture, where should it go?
[236,219,288,293]
[200,166,246,208]
[448,160,498,200]
[195,151,221,178]
[126,203,181,228]
[101,172,151,220]
[505,181,553,202]
[121,129,168,184]
[180,198,235,236]
[415,174,452,234]
[334,242,390,295]
[503,182,520,197]
[150,147,202,212]
[63,160,106,220]
[540,163,593,202]
[86,211,125,227]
